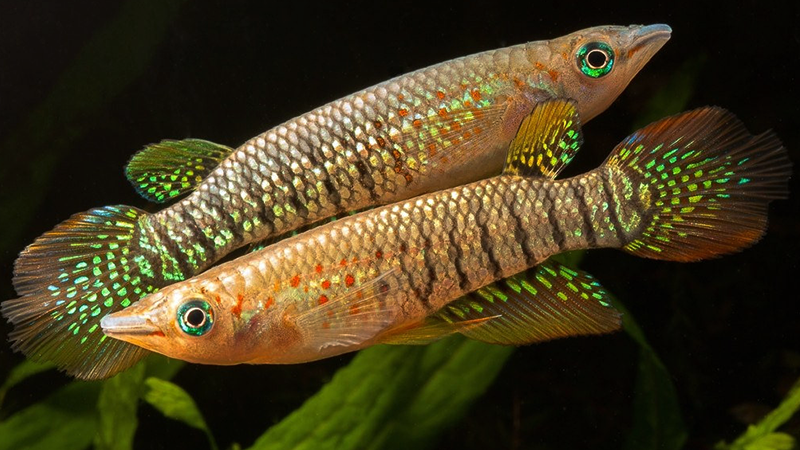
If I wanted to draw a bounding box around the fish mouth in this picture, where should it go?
[623,24,671,73]
[628,24,672,55]
[101,313,160,336]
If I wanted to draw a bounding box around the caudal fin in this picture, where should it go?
[604,107,790,261]
[2,205,156,379]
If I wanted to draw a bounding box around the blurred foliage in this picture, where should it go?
[716,377,800,450]
[144,377,218,450]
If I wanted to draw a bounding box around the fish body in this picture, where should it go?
[3,25,672,378]
[100,100,790,370]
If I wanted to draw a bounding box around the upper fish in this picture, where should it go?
[3,24,671,379]
[98,100,790,375]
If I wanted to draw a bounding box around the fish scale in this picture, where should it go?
[254,173,627,323]
[4,25,673,379]
[98,101,789,373]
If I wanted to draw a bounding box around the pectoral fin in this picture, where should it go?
[291,268,400,351]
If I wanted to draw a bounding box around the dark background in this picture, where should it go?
[1,1,798,449]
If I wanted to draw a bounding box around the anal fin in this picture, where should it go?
[435,260,621,345]
[378,316,495,346]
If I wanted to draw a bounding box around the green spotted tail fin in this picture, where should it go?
[604,107,791,261]
[3,205,157,379]
[126,138,234,203]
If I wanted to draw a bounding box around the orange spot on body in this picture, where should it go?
[474,126,482,135]
[265,297,274,309]
[345,274,355,287]
[376,137,386,148]
[412,119,422,128]
[397,94,404,100]
[374,120,382,129]
[436,90,445,99]
[349,305,360,315]
[534,62,545,70]
[404,173,413,183]
[548,69,559,81]
[340,258,348,267]
[375,250,383,259]
[290,275,300,288]
[438,108,448,118]
[470,89,482,101]
[322,322,330,329]
[319,294,328,305]
[149,330,166,337]
[315,264,323,274]
[398,108,408,117]
[273,281,281,292]
[512,77,525,88]
[463,131,472,139]
[464,100,472,108]
[321,280,331,289]
[231,293,244,318]
[214,295,221,304]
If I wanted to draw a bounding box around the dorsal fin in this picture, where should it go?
[503,99,583,178]
[125,139,234,203]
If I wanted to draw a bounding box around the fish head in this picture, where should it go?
[99,277,255,365]
[535,24,671,122]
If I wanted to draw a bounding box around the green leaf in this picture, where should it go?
[0,381,100,450]
[0,355,185,450]
[716,376,800,450]
[248,336,513,450]
[143,377,218,450]
[0,360,55,408]
[616,299,688,450]
[94,362,147,450]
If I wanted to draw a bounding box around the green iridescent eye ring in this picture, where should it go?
[177,299,214,336]
[577,42,615,78]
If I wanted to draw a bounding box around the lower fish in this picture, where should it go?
[98,100,789,374]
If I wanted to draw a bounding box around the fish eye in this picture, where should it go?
[577,42,615,78]
[177,299,214,336]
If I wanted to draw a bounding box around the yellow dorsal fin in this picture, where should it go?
[503,99,583,179]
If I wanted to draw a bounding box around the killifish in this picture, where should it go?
[3,25,671,379]
[99,100,790,373]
